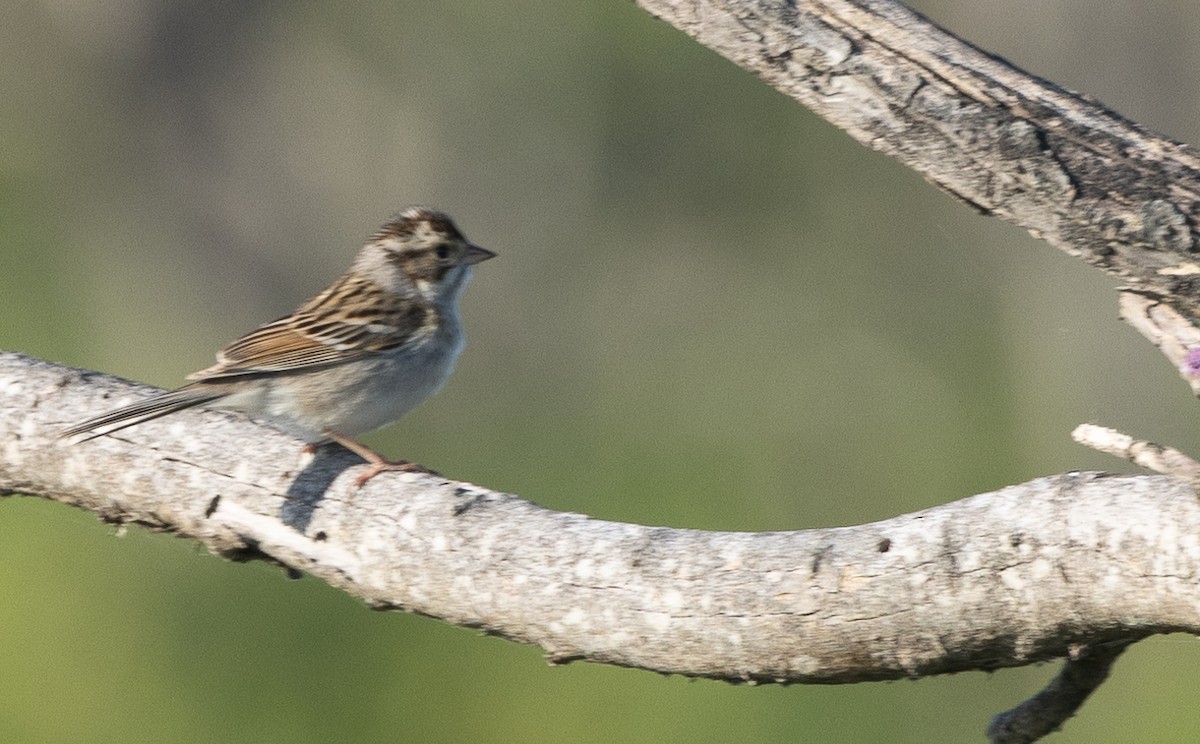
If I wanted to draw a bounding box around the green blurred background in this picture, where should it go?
[3,1,1199,741]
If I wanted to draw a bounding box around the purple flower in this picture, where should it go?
[1181,347,1200,377]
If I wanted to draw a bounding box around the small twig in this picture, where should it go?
[987,640,1134,744]
[1072,424,1200,482]
[1118,290,1200,396]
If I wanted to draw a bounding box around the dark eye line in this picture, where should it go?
[435,244,450,260]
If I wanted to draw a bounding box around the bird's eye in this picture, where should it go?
[435,245,450,260]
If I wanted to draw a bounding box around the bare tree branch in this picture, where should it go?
[4,350,1200,688]
[637,0,1200,319]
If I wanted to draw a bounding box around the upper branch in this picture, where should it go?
[637,0,1200,320]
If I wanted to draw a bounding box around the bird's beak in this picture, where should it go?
[462,244,497,265]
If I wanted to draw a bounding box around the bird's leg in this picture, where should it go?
[319,431,438,487]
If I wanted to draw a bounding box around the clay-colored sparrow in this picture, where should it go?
[60,207,496,486]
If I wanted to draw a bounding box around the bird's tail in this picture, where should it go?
[58,386,225,442]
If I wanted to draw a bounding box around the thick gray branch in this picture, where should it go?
[637,0,1200,320]
[3,351,1200,687]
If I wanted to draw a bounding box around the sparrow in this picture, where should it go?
[60,206,496,487]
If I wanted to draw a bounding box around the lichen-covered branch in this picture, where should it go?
[3,351,1200,689]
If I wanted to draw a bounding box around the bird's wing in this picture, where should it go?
[187,274,433,381]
